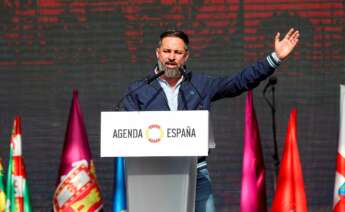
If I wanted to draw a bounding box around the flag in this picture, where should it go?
[53,90,103,211]
[333,85,345,211]
[6,116,32,212]
[112,157,127,212]
[240,90,267,212]
[0,158,6,212]
[271,109,308,212]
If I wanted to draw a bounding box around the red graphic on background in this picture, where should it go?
[0,0,344,65]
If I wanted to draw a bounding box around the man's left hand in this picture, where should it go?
[274,28,300,60]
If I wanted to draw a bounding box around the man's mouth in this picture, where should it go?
[165,62,177,68]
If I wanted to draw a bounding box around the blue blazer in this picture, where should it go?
[123,57,276,111]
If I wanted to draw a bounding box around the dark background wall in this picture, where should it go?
[0,0,344,211]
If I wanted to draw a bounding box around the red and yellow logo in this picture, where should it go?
[145,124,164,143]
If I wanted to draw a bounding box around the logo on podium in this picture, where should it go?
[145,124,164,143]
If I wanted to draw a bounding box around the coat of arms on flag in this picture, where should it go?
[53,160,102,211]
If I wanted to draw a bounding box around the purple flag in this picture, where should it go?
[240,90,267,212]
[53,90,103,211]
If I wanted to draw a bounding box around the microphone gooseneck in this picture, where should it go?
[115,67,165,111]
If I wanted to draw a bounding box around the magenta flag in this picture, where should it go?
[240,90,267,212]
[58,90,92,176]
[53,90,103,211]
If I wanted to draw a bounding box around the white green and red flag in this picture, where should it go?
[0,158,6,212]
[5,116,32,212]
[334,85,345,211]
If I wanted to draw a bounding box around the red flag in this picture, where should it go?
[53,90,103,211]
[271,109,308,212]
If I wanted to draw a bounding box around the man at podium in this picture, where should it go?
[123,29,299,212]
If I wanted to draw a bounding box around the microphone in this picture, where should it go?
[269,76,277,85]
[145,69,165,84]
[179,65,204,110]
[263,76,277,94]
[115,67,165,111]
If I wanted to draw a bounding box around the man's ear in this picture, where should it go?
[155,48,160,59]
[184,51,190,63]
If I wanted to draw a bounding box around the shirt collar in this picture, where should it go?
[155,67,184,88]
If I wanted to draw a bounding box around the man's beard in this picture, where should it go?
[157,60,182,79]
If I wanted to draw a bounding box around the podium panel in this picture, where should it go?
[101,111,209,157]
[100,111,212,211]
[126,157,196,212]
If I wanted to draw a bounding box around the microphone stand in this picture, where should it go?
[262,76,279,190]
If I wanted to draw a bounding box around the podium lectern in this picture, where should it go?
[101,111,212,212]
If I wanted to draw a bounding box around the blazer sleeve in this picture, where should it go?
[208,57,276,101]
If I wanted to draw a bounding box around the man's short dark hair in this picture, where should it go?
[159,30,189,50]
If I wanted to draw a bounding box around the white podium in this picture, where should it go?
[101,111,212,212]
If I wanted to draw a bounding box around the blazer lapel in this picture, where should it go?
[148,78,170,110]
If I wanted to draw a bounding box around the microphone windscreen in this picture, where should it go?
[269,76,277,85]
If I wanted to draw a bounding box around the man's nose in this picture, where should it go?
[168,53,176,60]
